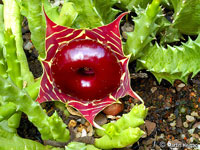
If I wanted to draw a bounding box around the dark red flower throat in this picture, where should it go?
[51,39,122,101]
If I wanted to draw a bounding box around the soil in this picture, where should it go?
[17,18,200,150]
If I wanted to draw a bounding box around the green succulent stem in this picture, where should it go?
[95,127,144,149]
[56,2,78,27]
[54,102,70,118]
[96,104,147,137]
[66,142,101,150]
[4,29,22,88]
[7,112,21,129]
[0,127,63,150]
[4,30,22,130]
[172,0,200,35]
[0,4,7,79]
[16,0,46,59]
[136,36,200,83]
[0,102,16,122]
[25,78,41,100]
[0,75,70,142]
[124,0,161,61]
[3,0,34,86]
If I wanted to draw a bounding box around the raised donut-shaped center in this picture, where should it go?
[51,39,122,101]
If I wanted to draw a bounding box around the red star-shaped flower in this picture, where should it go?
[36,11,143,128]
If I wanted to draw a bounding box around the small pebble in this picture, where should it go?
[115,115,121,120]
[68,120,77,128]
[84,121,90,127]
[88,131,93,136]
[183,122,189,128]
[158,95,163,100]
[192,122,200,129]
[180,107,186,113]
[24,41,33,50]
[94,113,107,125]
[81,129,87,137]
[80,118,86,124]
[176,117,182,127]
[158,133,165,139]
[177,83,185,88]
[151,87,157,93]
[168,113,176,121]
[186,115,196,122]
[176,83,185,92]
[76,132,81,138]
[77,124,86,132]
[169,88,176,93]
[188,128,195,135]
[86,125,92,133]
[170,121,176,127]
[103,103,124,116]
[190,137,194,142]
[180,134,186,139]
[172,126,176,130]
[77,119,81,122]
[106,115,115,119]
[110,120,116,123]
[191,111,198,117]
[155,145,161,150]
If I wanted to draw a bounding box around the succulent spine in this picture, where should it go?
[0,76,70,142]
[0,5,7,79]
[137,36,200,83]
[125,0,161,61]
[3,0,34,85]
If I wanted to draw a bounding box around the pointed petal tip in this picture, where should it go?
[43,5,57,27]
[93,121,105,130]
[128,90,144,104]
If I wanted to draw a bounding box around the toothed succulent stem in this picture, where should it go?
[4,30,22,130]
[96,104,147,137]
[4,30,22,88]
[172,0,200,35]
[25,78,41,100]
[56,2,78,27]
[16,0,46,59]
[0,4,4,45]
[3,0,34,86]
[0,102,16,122]
[54,102,70,118]
[0,5,7,79]
[7,112,21,129]
[95,127,144,149]
[124,0,161,61]
[0,127,63,150]
[136,37,200,83]
[0,76,70,142]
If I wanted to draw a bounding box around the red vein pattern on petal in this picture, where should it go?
[36,11,142,126]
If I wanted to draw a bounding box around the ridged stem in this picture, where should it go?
[16,0,46,59]
[0,102,16,122]
[4,30,22,88]
[96,104,147,137]
[0,75,70,142]
[0,4,7,79]
[56,2,78,27]
[0,127,62,150]
[124,0,161,61]
[25,78,41,100]
[3,0,34,86]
